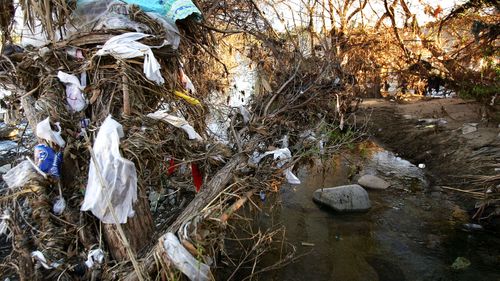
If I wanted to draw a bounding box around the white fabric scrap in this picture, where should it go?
[36,117,66,147]
[147,110,203,141]
[249,148,301,185]
[96,32,165,84]
[57,71,87,112]
[163,233,211,281]
[81,115,138,224]
[85,249,105,268]
[0,210,11,237]
[31,251,61,270]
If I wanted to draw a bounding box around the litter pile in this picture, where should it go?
[0,0,363,280]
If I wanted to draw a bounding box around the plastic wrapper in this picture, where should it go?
[147,110,203,140]
[57,71,87,112]
[36,117,66,147]
[34,144,63,178]
[95,32,165,84]
[31,251,61,269]
[2,160,44,190]
[53,196,66,216]
[81,115,138,224]
[163,233,211,281]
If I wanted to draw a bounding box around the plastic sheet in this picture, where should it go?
[2,160,43,189]
[163,232,211,281]
[57,71,87,112]
[36,117,66,147]
[95,32,165,84]
[81,115,138,224]
[147,110,203,140]
[77,0,202,22]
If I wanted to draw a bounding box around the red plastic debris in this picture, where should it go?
[191,163,203,192]
[167,158,176,175]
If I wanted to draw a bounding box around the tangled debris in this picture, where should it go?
[0,1,364,280]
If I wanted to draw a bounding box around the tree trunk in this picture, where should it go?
[103,185,154,261]
[123,154,246,281]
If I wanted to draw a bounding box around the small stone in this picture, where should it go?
[462,123,478,134]
[313,184,371,212]
[451,257,471,270]
[358,175,390,190]
[418,163,426,169]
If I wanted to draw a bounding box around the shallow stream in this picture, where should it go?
[257,143,500,281]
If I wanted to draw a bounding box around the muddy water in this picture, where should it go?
[259,145,500,281]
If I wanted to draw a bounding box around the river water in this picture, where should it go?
[256,144,500,281]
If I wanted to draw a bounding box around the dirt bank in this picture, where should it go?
[358,98,500,188]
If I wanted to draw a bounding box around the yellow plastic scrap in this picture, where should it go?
[173,90,201,106]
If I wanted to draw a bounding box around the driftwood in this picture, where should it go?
[124,153,246,281]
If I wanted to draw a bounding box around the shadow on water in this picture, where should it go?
[254,144,500,281]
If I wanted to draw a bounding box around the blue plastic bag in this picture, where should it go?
[76,0,202,22]
[34,144,63,178]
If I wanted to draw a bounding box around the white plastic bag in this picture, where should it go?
[95,32,165,84]
[85,249,105,268]
[179,67,196,94]
[53,196,66,215]
[81,115,138,224]
[163,233,211,281]
[147,110,203,141]
[36,117,66,147]
[2,160,43,190]
[57,71,87,112]
[248,148,300,185]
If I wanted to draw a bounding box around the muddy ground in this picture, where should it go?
[358,97,500,187]
[356,97,500,230]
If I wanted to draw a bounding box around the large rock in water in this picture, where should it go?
[313,184,371,212]
[358,174,390,190]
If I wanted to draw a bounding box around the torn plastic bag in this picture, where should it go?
[179,67,196,94]
[147,110,203,141]
[95,32,165,84]
[145,12,181,49]
[2,160,45,189]
[249,148,300,185]
[163,233,211,281]
[34,144,63,178]
[57,71,87,112]
[36,117,66,147]
[73,0,150,32]
[81,116,138,224]
[77,0,202,22]
[31,251,62,269]
[53,196,66,216]
[85,249,105,268]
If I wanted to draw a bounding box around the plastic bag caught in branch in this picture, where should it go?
[95,32,165,84]
[58,71,87,112]
[163,233,211,281]
[81,115,138,224]
[36,117,66,147]
[2,160,45,190]
[147,110,203,141]
[249,148,301,185]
